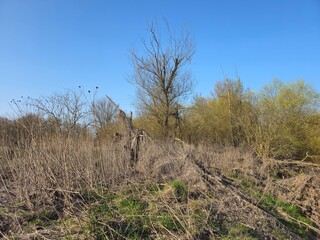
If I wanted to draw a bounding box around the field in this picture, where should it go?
[2,3,320,239]
[0,116,319,239]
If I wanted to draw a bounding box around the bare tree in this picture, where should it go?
[130,21,195,139]
[31,89,90,133]
[31,93,65,130]
[61,90,89,131]
[91,98,117,129]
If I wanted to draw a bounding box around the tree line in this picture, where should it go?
[131,21,320,161]
[1,21,319,162]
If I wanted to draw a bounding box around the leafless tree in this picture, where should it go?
[130,21,195,139]
[31,90,90,133]
[61,90,89,130]
[91,98,117,129]
[31,93,64,129]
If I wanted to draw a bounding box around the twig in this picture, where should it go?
[240,222,256,230]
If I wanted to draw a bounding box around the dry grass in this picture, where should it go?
[0,126,319,239]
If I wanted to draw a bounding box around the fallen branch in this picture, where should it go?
[277,208,320,235]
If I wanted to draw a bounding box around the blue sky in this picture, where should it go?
[0,0,319,116]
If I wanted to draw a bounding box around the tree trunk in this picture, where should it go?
[163,115,169,139]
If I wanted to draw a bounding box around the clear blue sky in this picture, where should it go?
[0,0,319,116]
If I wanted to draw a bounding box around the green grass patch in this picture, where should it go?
[117,197,148,216]
[28,210,59,227]
[208,216,228,235]
[147,183,166,194]
[80,189,119,202]
[240,181,316,239]
[91,203,113,217]
[171,180,188,202]
[160,212,182,231]
[229,172,242,180]
[88,194,151,239]
[222,223,259,240]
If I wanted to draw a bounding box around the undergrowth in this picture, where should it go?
[1,140,319,239]
[235,175,317,239]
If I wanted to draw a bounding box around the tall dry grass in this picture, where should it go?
[0,118,261,210]
[0,130,135,211]
[2,124,318,239]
